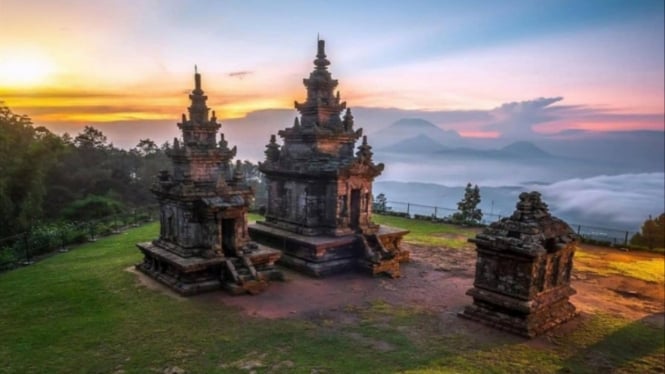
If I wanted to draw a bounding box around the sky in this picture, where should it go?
[0,0,663,141]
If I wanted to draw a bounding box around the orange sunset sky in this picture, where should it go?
[1,0,663,142]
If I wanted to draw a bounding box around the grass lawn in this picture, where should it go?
[1,222,663,373]
[372,215,479,249]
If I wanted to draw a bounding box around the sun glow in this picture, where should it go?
[0,51,56,87]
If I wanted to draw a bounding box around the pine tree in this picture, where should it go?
[373,193,388,213]
[452,183,483,225]
[630,213,665,249]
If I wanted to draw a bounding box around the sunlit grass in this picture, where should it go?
[575,249,665,283]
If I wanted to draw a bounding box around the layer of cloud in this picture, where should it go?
[536,173,665,228]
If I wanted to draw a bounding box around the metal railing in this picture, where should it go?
[377,200,503,223]
[376,200,637,247]
[0,205,158,271]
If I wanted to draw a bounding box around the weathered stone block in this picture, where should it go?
[459,191,577,337]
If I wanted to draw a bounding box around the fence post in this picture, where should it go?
[88,222,97,242]
[624,231,629,247]
[112,213,119,234]
[23,229,32,265]
[59,229,68,253]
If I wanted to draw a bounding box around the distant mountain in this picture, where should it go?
[500,141,551,157]
[539,130,665,172]
[389,118,443,130]
[369,118,466,148]
[379,134,447,153]
[439,141,552,159]
[378,137,553,160]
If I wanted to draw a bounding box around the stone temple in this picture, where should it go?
[136,68,282,296]
[459,191,578,337]
[249,40,409,278]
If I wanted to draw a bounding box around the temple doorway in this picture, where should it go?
[350,189,361,230]
[222,218,236,256]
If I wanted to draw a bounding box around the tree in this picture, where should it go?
[0,103,65,234]
[74,126,108,149]
[452,183,482,225]
[373,193,388,213]
[630,213,665,250]
[61,195,124,221]
[133,139,159,157]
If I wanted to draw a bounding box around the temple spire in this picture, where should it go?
[188,65,209,124]
[314,39,330,70]
[194,65,202,92]
[355,135,374,162]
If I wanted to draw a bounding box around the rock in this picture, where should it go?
[163,366,186,374]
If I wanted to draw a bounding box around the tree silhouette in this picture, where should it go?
[630,213,665,249]
[452,183,482,225]
[373,193,388,213]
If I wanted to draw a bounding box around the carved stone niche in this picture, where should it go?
[458,191,578,338]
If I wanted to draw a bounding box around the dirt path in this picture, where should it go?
[131,243,664,328]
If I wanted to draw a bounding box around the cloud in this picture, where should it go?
[228,71,253,79]
[481,97,564,137]
[536,173,665,229]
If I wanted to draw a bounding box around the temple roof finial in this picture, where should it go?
[314,39,330,70]
[194,65,201,91]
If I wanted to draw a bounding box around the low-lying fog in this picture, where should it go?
[374,152,664,233]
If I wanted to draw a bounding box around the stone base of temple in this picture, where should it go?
[458,286,578,338]
[136,241,283,296]
[248,222,409,277]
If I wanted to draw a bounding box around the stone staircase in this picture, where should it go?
[222,256,269,295]
[357,234,402,278]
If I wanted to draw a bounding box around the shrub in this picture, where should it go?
[0,247,18,270]
[61,195,124,221]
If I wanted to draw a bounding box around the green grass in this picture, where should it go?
[373,214,479,248]
[0,223,663,373]
[247,212,263,223]
[249,212,478,248]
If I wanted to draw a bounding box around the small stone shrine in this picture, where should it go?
[248,40,409,277]
[459,191,577,337]
[136,68,282,296]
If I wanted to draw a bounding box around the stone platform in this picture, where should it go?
[136,242,282,296]
[248,222,409,277]
[458,284,577,338]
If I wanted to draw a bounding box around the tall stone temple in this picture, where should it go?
[249,40,409,277]
[136,68,282,296]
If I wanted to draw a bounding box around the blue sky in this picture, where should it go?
[0,0,663,134]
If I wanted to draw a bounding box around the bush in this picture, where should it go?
[380,210,410,218]
[61,195,124,221]
[579,236,613,247]
[0,247,18,270]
